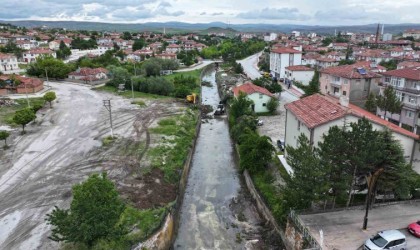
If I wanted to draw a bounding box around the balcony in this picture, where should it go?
[403,102,420,110]
[330,81,342,87]
[381,82,420,95]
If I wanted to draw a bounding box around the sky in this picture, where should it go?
[1,0,420,25]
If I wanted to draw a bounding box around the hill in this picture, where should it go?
[2,20,420,35]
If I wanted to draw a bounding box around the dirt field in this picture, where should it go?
[0,81,189,249]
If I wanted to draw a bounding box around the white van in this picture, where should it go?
[364,230,407,250]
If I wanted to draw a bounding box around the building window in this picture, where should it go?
[343,91,347,96]
[259,94,263,99]
[396,91,405,101]
[385,77,391,83]
[298,121,301,131]
[263,103,266,106]
[396,78,402,86]
[333,87,339,93]
[343,79,348,84]
[406,110,413,118]
[334,76,340,82]
[408,96,416,104]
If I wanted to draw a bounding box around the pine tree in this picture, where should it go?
[377,86,402,117]
[365,92,377,113]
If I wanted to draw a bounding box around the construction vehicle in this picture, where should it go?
[186,93,197,104]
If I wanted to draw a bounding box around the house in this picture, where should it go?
[15,40,34,50]
[328,43,348,51]
[0,74,44,95]
[0,53,18,73]
[155,53,177,60]
[49,38,72,50]
[68,67,108,83]
[23,49,56,63]
[403,29,420,40]
[166,44,181,54]
[232,82,275,113]
[397,61,420,69]
[319,64,382,106]
[379,67,420,134]
[284,94,420,171]
[316,57,340,69]
[285,65,315,85]
[269,47,302,79]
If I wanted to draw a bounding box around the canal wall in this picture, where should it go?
[134,65,213,250]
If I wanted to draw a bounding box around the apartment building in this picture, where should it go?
[269,47,302,79]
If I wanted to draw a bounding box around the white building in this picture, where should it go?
[383,33,393,41]
[270,47,302,79]
[264,33,278,42]
[0,53,18,73]
[291,31,301,37]
[232,82,275,113]
[23,49,56,63]
[284,94,420,172]
[403,30,420,40]
[285,65,315,86]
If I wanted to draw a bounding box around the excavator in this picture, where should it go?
[186,93,197,104]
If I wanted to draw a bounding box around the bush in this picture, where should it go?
[267,98,279,114]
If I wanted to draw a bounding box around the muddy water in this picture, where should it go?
[174,70,281,249]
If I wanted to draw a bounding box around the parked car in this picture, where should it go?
[364,230,407,250]
[277,139,285,151]
[256,119,263,126]
[408,220,420,237]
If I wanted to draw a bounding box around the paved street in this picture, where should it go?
[237,52,263,80]
[174,60,220,72]
[299,202,420,250]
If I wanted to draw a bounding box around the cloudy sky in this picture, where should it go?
[1,0,420,25]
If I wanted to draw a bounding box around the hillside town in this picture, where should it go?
[0,16,420,250]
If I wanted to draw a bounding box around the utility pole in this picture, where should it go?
[103,100,114,138]
[45,68,49,88]
[131,63,136,99]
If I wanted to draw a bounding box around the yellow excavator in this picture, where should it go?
[186,93,197,104]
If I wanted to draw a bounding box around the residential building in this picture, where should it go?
[155,53,177,60]
[319,64,382,106]
[166,44,181,54]
[285,65,315,85]
[0,74,44,95]
[232,82,275,113]
[68,67,108,82]
[397,61,420,69]
[316,57,340,69]
[284,94,420,172]
[23,49,56,63]
[383,33,393,41]
[0,53,18,73]
[264,33,278,42]
[269,47,302,79]
[379,67,420,134]
[403,29,420,40]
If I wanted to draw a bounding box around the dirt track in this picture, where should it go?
[0,82,186,249]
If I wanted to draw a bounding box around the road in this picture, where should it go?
[174,60,221,72]
[0,82,137,249]
[174,70,283,249]
[299,202,420,250]
[237,52,263,80]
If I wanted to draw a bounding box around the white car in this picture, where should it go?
[256,119,263,126]
[364,230,407,250]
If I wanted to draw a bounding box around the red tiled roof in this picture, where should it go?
[285,94,347,129]
[68,67,108,76]
[285,65,314,71]
[397,61,420,69]
[381,67,420,81]
[271,47,302,54]
[233,82,275,98]
[0,74,43,88]
[28,49,54,54]
[285,94,418,139]
[0,53,15,59]
[321,64,382,79]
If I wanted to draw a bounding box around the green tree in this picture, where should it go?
[376,86,402,117]
[0,130,10,146]
[379,59,398,70]
[46,173,126,247]
[27,56,73,79]
[239,132,275,173]
[266,97,279,114]
[13,108,36,133]
[122,31,132,40]
[321,37,333,46]
[302,71,320,97]
[284,134,326,210]
[365,92,377,113]
[142,60,161,77]
[230,92,253,120]
[132,39,145,51]
[56,41,71,59]
[106,66,131,88]
[44,91,57,108]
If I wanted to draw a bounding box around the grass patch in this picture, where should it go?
[119,205,167,242]
[252,171,285,224]
[0,98,45,126]
[163,69,202,82]
[102,135,116,146]
[147,109,199,182]
[18,64,28,69]
[130,100,146,107]
[94,85,168,99]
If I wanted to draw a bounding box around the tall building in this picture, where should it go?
[269,47,302,79]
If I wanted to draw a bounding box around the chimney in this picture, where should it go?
[339,96,349,107]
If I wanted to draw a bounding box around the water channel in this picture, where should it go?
[174,68,283,249]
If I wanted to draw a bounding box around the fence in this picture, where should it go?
[289,209,322,250]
